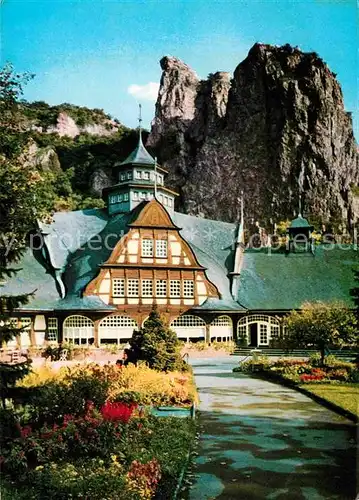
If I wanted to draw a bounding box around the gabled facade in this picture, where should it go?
[84,199,219,329]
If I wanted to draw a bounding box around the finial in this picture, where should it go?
[240,190,244,225]
[138,103,143,141]
[298,191,302,218]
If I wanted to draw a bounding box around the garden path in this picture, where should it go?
[188,357,357,500]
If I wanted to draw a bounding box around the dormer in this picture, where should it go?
[287,214,314,253]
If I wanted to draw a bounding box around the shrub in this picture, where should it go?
[129,309,186,372]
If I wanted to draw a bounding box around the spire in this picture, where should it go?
[119,104,155,166]
[138,103,143,139]
[298,190,302,218]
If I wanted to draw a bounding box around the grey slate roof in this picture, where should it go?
[119,134,155,166]
[237,246,358,311]
[1,205,239,312]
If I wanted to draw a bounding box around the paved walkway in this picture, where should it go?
[189,357,357,500]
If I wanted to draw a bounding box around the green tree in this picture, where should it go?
[0,64,52,406]
[350,269,359,322]
[129,308,186,372]
[283,302,358,365]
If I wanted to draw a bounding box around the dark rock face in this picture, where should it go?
[148,44,359,229]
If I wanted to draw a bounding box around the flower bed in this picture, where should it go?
[233,354,359,419]
[1,363,197,499]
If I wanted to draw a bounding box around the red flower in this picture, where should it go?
[20,425,32,438]
[100,402,137,424]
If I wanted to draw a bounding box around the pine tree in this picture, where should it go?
[129,308,185,372]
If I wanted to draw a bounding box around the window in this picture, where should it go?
[140,192,146,199]
[127,279,139,297]
[132,192,139,201]
[47,318,58,341]
[183,280,194,298]
[170,280,181,297]
[127,171,132,180]
[120,173,125,181]
[171,315,205,327]
[112,278,125,297]
[63,315,94,345]
[135,171,141,179]
[259,324,268,344]
[142,171,149,180]
[168,198,173,208]
[156,280,167,297]
[158,194,163,203]
[142,239,153,257]
[163,196,168,206]
[124,193,129,201]
[142,279,153,297]
[156,239,167,258]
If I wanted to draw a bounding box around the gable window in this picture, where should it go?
[156,239,167,258]
[183,280,194,298]
[156,280,167,297]
[127,279,139,297]
[47,318,58,341]
[113,278,125,297]
[142,239,153,257]
[142,279,153,297]
[170,280,181,297]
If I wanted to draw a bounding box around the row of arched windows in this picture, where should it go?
[62,314,280,345]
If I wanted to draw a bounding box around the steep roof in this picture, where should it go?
[237,246,358,311]
[1,206,238,311]
[119,133,155,166]
[289,214,313,230]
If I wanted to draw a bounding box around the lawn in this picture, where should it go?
[303,384,359,417]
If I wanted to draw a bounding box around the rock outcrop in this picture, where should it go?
[44,112,120,138]
[148,44,359,229]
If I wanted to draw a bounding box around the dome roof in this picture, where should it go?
[289,214,313,230]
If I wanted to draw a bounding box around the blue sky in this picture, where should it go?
[1,0,357,138]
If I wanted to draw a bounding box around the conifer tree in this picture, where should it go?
[129,308,185,372]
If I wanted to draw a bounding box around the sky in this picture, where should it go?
[1,0,358,138]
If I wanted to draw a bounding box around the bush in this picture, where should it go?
[129,309,186,372]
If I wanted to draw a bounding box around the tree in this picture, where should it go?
[129,308,186,372]
[0,64,52,406]
[283,302,358,365]
[350,269,359,322]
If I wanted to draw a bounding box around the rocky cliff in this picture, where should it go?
[148,44,359,230]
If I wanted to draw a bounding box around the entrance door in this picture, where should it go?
[249,323,258,347]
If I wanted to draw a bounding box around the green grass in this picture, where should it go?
[303,384,359,417]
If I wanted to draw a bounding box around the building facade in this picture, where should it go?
[2,131,357,349]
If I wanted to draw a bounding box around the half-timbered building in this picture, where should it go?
[1,130,357,349]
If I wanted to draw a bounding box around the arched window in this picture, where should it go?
[237,315,280,347]
[170,315,206,342]
[210,315,233,342]
[98,315,137,345]
[63,315,94,345]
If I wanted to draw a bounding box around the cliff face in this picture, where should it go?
[148,44,359,228]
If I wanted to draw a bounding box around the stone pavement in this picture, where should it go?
[189,357,357,500]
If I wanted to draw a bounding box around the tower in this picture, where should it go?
[103,105,178,216]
